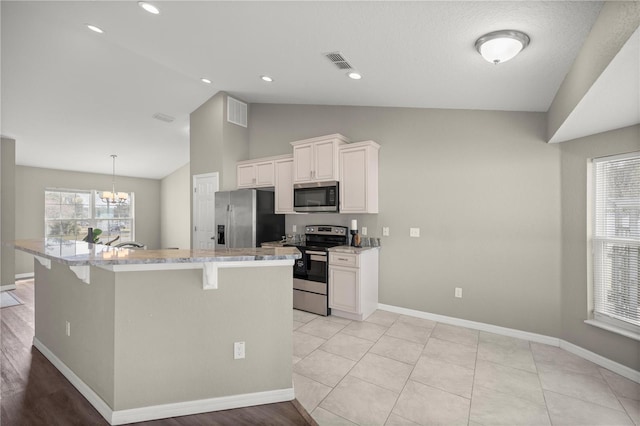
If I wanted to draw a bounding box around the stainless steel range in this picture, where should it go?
[292,225,349,316]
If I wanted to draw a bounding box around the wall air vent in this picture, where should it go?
[227,96,248,128]
[152,113,175,123]
[324,51,353,70]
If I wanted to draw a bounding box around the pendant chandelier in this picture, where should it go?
[100,154,129,204]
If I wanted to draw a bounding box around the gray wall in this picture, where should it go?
[190,91,250,191]
[560,124,640,370]
[190,91,250,247]
[34,260,293,411]
[160,163,191,249]
[1,137,16,287]
[249,104,563,338]
[15,166,161,274]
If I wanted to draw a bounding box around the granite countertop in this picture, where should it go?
[261,240,288,248]
[12,239,301,266]
[328,245,380,254]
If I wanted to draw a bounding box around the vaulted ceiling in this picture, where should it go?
[2,1,635,179]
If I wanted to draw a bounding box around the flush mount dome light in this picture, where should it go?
[475,30,530,64]
[347,71,362,80]
[201,78,212,84]
[261,75,274,82]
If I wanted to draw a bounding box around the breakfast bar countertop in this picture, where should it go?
[11,238,301,266]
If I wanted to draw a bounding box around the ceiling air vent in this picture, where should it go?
[227,96,248,128]
[324,51,353,70]
[152,113,175,123]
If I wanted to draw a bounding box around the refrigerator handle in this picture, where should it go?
[217,225,225,245]
[226,204,231,249]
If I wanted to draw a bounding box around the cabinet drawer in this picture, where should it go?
[329,252,358,267]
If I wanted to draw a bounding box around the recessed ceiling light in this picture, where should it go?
[138,2,160,15]
[201,78,212,84]
[261,75,274,82]
[86,24,104,34]
[347,72,362,80]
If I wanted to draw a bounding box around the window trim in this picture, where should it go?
[44,187,135,242]
[586,151,640,339]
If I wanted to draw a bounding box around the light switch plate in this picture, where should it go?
[361,227,367,236]
[410,228,420,237]
[382,227,390,236]
[292,225,297,232]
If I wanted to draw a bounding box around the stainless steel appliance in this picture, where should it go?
[293,225,349,315]
[214,189,285,248]
[293,181,339,213]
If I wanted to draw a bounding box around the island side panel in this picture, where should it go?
[112,265,293,410]
[33,261,116,407]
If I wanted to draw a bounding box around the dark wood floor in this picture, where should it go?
[1,279,315,426]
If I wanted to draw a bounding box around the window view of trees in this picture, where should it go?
[45,189,134,243]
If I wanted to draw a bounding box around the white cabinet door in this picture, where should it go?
[293,143,314,182]
[314,139,337,181]
[291,134,350,183]
[255,161,275,187]
[340,148,367,213]
[339,141,380,214]
[275,158,294,214]
[329,265,359,313]
[237,164,256,188]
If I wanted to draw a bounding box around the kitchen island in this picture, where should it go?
[12,239,301,425]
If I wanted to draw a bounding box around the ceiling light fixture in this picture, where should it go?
[475,30,530,64]
[86,24,104,34]
[347,72,362,80]
[138,2,160,15]
[201,78,212,84]
[261,75,274,82]
[101,155,129,205]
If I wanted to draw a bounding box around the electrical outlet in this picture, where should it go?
[234,341,245,359]
[361,227,367,236]
[292,225,297,232]
[455,287,463,298]
[382,227,390,236]
[410,228,420,237]
[65,321,71,336]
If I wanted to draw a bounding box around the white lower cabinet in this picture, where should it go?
[329,249,379,321]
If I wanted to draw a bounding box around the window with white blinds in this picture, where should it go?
[592,152,640,334]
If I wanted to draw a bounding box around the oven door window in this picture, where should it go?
[305,251,328,283]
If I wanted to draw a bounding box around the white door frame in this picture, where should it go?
[192,172,219,249]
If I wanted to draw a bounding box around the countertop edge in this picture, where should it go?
[10,239,301,267]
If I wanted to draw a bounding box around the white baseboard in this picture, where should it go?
[377,303,640,384]
[560,340,640,384]
[32,337,295,425]
[33,338,114,422]
[0,284,17,291]
[16,273,34,280]
[377,303,559,346]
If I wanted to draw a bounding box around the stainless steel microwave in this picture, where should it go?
[293,181,339,213]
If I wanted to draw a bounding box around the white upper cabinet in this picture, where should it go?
[274,156,295,214]
[339,140,380,214]
[291,134,350,183]
[236,155,291,189]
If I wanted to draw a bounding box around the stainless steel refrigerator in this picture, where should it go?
[214,189,285,249]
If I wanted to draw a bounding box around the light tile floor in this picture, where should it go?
[292,309,640,426]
